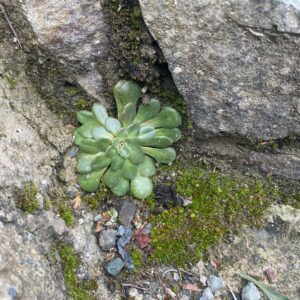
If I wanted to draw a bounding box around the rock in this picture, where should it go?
[99,229,117,251]
[199,287,214,300]
[207,275,224,293]
[242,282,261,300]
[143,223,153,235]
[129,288,143,300]
[105,257,124,277]
[119,200,137,226]
[139,0,300,178]
[94,214,102,223]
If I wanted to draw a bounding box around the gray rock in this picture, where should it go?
[242,282,261,300]
[143,223,153,235]
[119,200,137,226]
[199,287,214,300]
[208,275,225,293]
[99,229,117,251]
[105,257,124,277]
[139,0,300,178]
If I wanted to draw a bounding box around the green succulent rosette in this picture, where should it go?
[75,80,182,199]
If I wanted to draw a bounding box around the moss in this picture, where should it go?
[17,182,39,213]
[58,244,97,300]
[76,98,91,110]
[44,197,52,210]
[82,184,109,210]
[5,76,17,89]
[130,247,143,268]
[58,201,74,227]
[157,89,186,116]
[150,162,279,267]
[64,85,80,96]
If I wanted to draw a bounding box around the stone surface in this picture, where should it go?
[242,282,261,300]
[139,0,300,141]
[99,229,118,251]
[212,204,300,299]
[105,257,124,277]
[207,275,225,293]
[199,287,214,300]
[119,200,137,226]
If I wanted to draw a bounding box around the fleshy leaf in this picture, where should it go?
[128,144,145,164]
[134,98,161,124]
[105,117,122,135]
[91,153,111,171]
[74,132,84,145]
[103,168,121,189]
[131,176,153,199]
[118,142,131,159]
[92,103,108,125]
[119,102,136,127]
[137,125,156,142]
[137,136,173,148]
[77,139,102,154]
[76,152,104,174]
[105,146,118,158]
[141,147,176,164]
[113,80,141,120]
[77,121,103,139]
[78,169,106,192]
[92,138,111,152]
[93,127,114,140]
[145,107,181,128]
[237,272,289,300]
[154,128,182,142]
[121,159,137,180]
[77,111,95,124]
[116,128,129,139]
[138,156,156,177]
[125,123,140,138]
[111,177,130,196]
[110,155,125,171]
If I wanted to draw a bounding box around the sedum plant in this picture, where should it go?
[75,80,181,199]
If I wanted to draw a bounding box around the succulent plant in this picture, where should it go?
[75,80,181,199]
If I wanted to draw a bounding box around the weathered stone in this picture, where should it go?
[119,200,137,226]
[105,257,124,277]
[199,287,214,300]
[242,282,261,300]
[207,275,225,293]
[99,229,118,251]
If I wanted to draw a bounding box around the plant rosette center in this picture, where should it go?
[74,80,182,199]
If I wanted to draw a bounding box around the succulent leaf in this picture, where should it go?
[138,156,156,177]
[145,107,182,128]
[121,159,137,180]
[134,98,161,124]
[113,80,141,120]
[78,169,106,192]
[75,80,181,199]
[77,111,95,124]
[103,168,121,189]
[92,103,108,125]
[141,147,176,164]
[110,155,125,171]
[111,177,130,196]
[105,117,122,135]
[131,176,153,199]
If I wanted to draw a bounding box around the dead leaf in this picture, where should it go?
[264,267,277,283]
[134,229,151,248]
[104,252,115,262]
[95,222,104,233]
[183,283,201,292]
[72,195,81,209]
[196,260,205,272]
[210,258,218,269]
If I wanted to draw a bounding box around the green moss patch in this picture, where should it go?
[58,244,97,300]
[17,182,39,213]
[150,163,279,267]
[58,201,74,228]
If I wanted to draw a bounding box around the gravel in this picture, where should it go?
[99,229,117,251]
[242,282,261,300]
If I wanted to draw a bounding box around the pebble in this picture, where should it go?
[173,272,180,281]
[128,288,143,299]
[94,214,102,222]
[105,257,124,277]
[241,282,261,300]
[207,275,224,293]
[199,287,214,300]
[143,223,153,235]
[99,229,117,251]
[117,225,126,236]
[119,200,137,226]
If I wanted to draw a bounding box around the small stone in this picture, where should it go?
[105,257,124,277]
[264,267,277,283]
[129,287,143,299]
[78,218,84,225]
[199,287,214,300]
[94,214,102,222]
[99,229,117,251]
[173,272,180,281]
[241,282,261,300]
[117,225,125,236]
[119,200,137,226]
[143,223,153,235]
[207,275,224,293]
